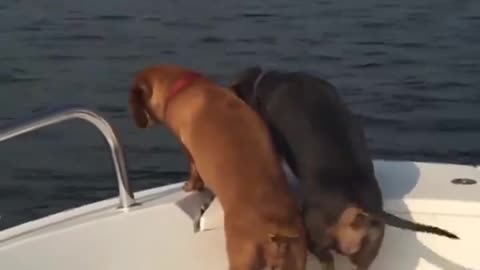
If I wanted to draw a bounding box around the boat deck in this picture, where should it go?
[0,160,478,269]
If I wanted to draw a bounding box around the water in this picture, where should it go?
[0,0,479,230]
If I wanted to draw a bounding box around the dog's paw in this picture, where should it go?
[182,178,204,192]
[182,180,195,192]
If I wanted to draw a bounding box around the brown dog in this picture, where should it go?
[128,64,307,270]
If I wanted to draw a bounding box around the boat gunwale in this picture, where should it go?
[1,159,479,245]
[0,182,184,244]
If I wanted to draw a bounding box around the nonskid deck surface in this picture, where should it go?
[0,160,479,270]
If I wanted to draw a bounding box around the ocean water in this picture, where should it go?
[0,0,479,230]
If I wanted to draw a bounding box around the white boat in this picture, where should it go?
[0,106,478,270]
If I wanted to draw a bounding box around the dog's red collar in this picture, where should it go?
[164,71,201,113]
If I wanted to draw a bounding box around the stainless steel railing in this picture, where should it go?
[0,105,138,210]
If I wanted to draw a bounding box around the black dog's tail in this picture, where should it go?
[381,211,459,239]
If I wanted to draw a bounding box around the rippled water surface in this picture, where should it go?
[0,0,479,229]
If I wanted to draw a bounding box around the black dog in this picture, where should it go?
[228,66,459,270]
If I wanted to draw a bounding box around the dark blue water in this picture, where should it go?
[0,0,479,230]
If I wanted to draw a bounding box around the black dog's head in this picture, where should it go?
[303,198,385,269]
[349,219,385,269]
[228,66,264,102]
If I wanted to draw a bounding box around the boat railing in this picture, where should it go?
[0,105,138,211]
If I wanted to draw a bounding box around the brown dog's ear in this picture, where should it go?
[128,82,151,128]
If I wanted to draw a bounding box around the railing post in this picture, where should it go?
[0,105,138,210]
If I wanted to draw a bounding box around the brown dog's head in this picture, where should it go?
[128,64,201,128]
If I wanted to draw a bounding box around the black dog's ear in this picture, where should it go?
[228,66,263,90]
[339,206,369,228]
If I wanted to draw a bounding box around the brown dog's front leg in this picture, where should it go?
[182,162,204,192]
[178,142,204,192]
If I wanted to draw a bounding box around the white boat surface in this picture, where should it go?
[0,106,478,270]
